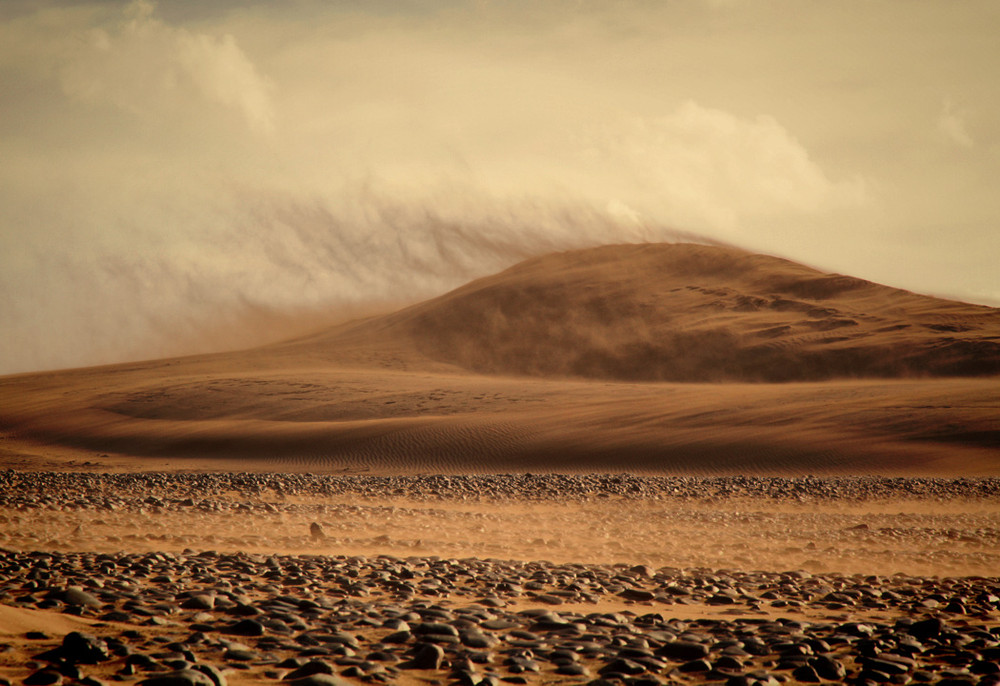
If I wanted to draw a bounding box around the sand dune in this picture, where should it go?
[308,243,1000,382]
[1,243,998,474]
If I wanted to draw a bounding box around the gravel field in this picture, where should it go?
[4,472,1000,504]
[1,472,998,686]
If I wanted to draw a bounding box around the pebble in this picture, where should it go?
[0,471,999,685]
[2,470,1000,507]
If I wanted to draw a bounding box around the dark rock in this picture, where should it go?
[413,622,458,636]
[225,620,265,637]
[23,671,62,686]
[907,618,944,640]
[810,655,846,680]
[190,665,225,686]
[791,664,821,682]
[286,676,347,686]
[678,659,712,673]
[283,661,334,681]
[598,658,645,676]
[61,588,102,609]
[180,595,214,611]
[657,641,709,661]
[51,632,110,665]
[137,670,215,686]
[402,643,443,670]
[460,631,498,649]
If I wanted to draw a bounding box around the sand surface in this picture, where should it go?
[2,359,999,475]
[2,243,998,476]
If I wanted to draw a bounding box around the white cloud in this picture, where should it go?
[582,101,867,233]
[938,98,973,148]
[58,0,273,133]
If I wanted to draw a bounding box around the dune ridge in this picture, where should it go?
[1,242,998,474]
[301,243,1000,382]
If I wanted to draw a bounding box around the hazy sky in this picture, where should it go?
[2,0,999,373]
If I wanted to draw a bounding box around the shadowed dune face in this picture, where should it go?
[2,242,999,474]
[334,243,1000,382]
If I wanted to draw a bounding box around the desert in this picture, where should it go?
[5,3,1000,685]
[2,243,1000,686]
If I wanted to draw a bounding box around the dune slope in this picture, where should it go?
[307,243,1000,382]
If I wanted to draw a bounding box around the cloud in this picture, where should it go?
[58,0,273,133]
[579,101,867,233]
[938,98,973,148]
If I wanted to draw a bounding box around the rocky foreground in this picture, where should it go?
[3,472,1000,504]
[0,473,998,686]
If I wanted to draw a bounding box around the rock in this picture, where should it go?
[180,595,215,611]
[23,671,62,686]
[809,655,846,680]
[61,588,102,609]
[190,665,226,686]
[402,643,443,670]
[678,659,712,673]
[55,632,110,665]
[657,641,709,661]
[907,617,944,640]
[286,677,347,686]
[283,661,334,680]
[138,670,215,686]
[598,658,646,676]
[310,523,326,541]
[413,622,458,637]
[459,631,498,649]
[225,619,265,637]
[791,664,821,682]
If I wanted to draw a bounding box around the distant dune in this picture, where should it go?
[1,242,998,474]
[306,243,1000,382]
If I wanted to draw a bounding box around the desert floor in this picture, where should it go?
[0,472,998,686]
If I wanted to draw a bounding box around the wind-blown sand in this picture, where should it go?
[1,243,998,474]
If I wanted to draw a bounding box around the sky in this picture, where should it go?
[2,0,999,374]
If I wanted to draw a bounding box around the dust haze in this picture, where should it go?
[4,1,1000,374]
